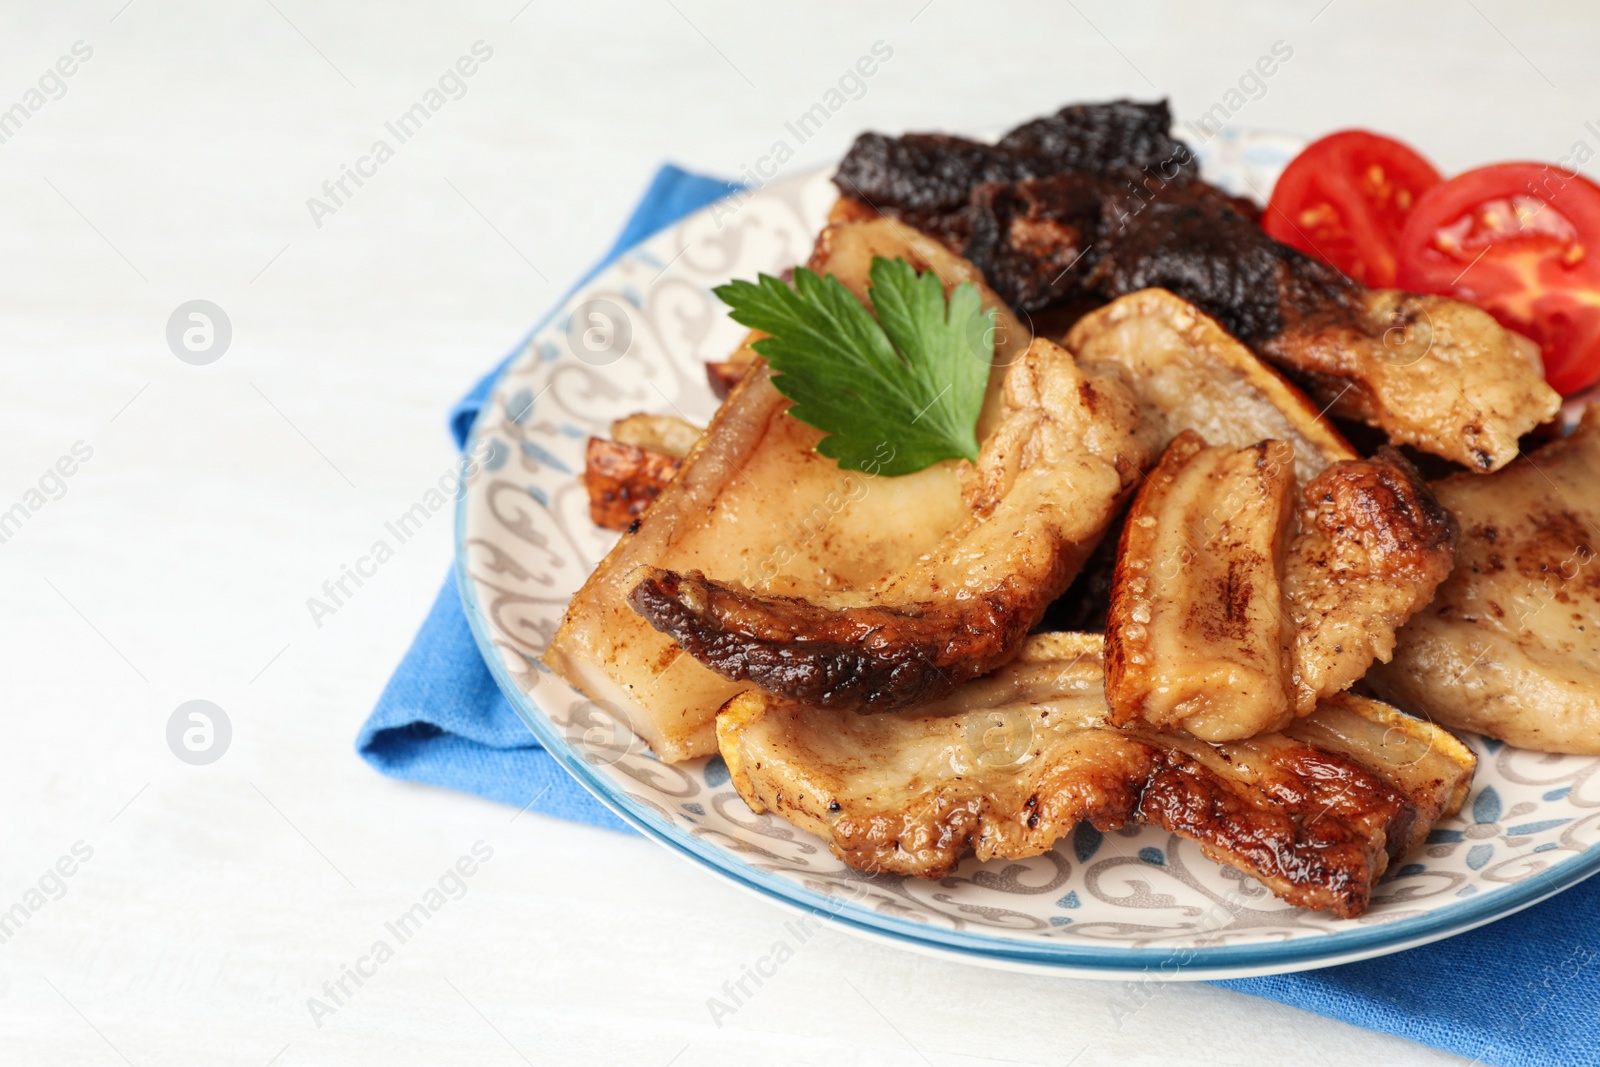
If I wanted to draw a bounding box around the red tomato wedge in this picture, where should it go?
[1397,162,1600,395]
[1265,131,1442,287]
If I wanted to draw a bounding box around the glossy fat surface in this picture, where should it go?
[546,220,1025,761]
[1066,288,1354,485]
[1368,408,1600,753]
[628,338,1154,712]
[718,633,1474,918]
[1105,432,1297,741]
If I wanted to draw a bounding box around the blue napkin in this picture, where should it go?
[358,164,1600,1067]
[358,164,739,833]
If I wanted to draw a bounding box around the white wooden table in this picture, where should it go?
[4,1,1591,1063]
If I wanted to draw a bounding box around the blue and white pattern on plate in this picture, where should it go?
[454,135,1600,979]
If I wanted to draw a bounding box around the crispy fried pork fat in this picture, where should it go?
[546,219,1030,762]
[717,633,1475,918]
[1105,432,1299,741]
[1367,408,1600,753]
[1106,430,1455,739]
[1285,446,1458,714]
[1065,289,1355,483]
[629,337,1156,711]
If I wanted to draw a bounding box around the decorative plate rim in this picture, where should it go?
[453,154,1600,980]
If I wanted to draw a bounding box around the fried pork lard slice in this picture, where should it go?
[1105,432,1299,741]
[716,633,1475,918]
[629,337,1156,712]
[1366,407,1600,753]
[582,413,704,532]
[1070,288,1456,717]
[1284,446,1458,714]
[1265,290,1561,473]
[1106,432,1456,739]
[1065,288,1356,484]
[547,219,1030,762]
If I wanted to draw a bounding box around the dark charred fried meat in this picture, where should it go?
[832,99,1195,246]
[1085,180,1356,343]
[833,133,1036,226]
[963,177,1105,313]
[629,567,1033,714]
[955,170,1352,326]
[996,99,1199,180]
[852,157,1559,470]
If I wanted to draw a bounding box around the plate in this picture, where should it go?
[454,130,1600,979]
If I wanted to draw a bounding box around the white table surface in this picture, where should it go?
[4,1,1594,1063]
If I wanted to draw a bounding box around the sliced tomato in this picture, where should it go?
[1265,130,1442,286]
[1397,162,1600,395]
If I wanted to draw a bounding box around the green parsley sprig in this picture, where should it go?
[713,256,994,477]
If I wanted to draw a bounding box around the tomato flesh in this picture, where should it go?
[1397,162,1600,395]
[1265,130,1441,286]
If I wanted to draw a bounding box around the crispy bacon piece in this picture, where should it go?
[1105,432,1299,741]
[717,633,1475,917]
[628,338,1155,711]
[583,438,680,532]
[1367,407,1600,753]
[1284,446,1457,714]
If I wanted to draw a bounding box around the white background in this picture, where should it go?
[2,1,1593,1064]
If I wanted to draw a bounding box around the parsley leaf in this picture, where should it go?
[712,256,994,477]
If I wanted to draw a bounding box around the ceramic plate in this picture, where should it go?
[455,129,1600,979]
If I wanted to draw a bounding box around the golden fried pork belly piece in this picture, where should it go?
[609,412,701,458]
[629,337,1156,712]
[547,219,1029,762]
[1267,290,1561,473]
[1065,288,1355,483]
[1106,432,1298,741]
[1367,408,1600,753]
[717,633,1475,918]
[1106,430,1454,740]
[582,414,704,532]
[1285,446,1457,714]
[583,438,680,533]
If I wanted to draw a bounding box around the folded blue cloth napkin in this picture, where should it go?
[359,164,1599,1067]
[359,165,738,833]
